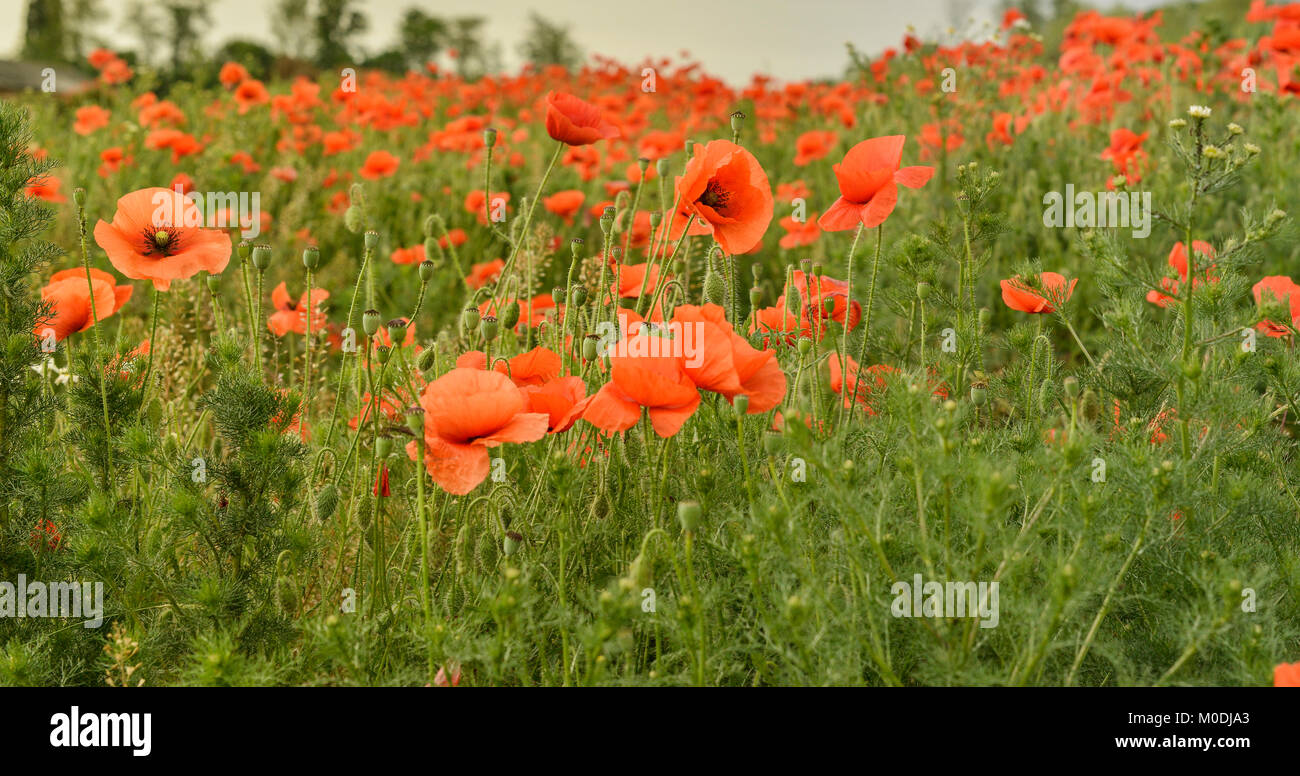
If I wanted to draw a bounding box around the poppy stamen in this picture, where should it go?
[698,180,730,212]
[140,226,183,257]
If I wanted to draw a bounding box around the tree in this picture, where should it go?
[312,0,368,69]
[398,7,446,70]
[518,12,581,70]
[64,0,106,61]
[161,0,211,75]
[269,0,313,61]
[22,0,67,62]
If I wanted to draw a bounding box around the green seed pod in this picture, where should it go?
[376,436,394,458]
[343,206,363,233]
[406,407,425,436]
[678,500,702,533]
[571,286,589,306]
[483,127,498,146]
[385,318,407,345]
[649,211,663,228]
[362,309,382,336]
[364,230,379,250]
[206,274,221,294]
[463,307,482,330]
[498,302,521,330]
[1063,376,1080,399]
[73,187,87,207]
[552,286,567,306]
[250,244,272,270]
[314,483,339,521]
[302,246,321,270]
[730,111,746,134]
[733,394,750,417]
[916,281,931,300]
[503,530,522,556]
[376,345,392,364]
[749,286,762,309]
[582,334,599,361]
[971,386,988,406]
[637,156,650,173]
[480,315,500,341]
[763,430,785,455]
[600,206,616,234]
[418,259,435,282]
[656,158,670,178]
[237,240,252,261]
[570,238,584,260]
[797,337,813,357]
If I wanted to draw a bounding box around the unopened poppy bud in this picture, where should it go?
[571,286,588,306]
[480,315,500,341]
[797,337,812,356]
[1063,376,1080,399]
[763,430,785,455]
[733,394,750,417]
[237,240,252,260]
[703,268,725,306]
[582,334,599,361]
[600,207,616,234]
[730,111,746,134]
[364,230,379,250]
[678,500,702,533]
[423,215,438,239]
[418,259,435,282]
[637,156,650,172]
[405,407,425,436]
[376,436,393,458]
[463,307,481,329]
[786,287,802,315]
[302,246,320,270]
[498,302,520,330]
[73,187,86,207]
[822,297,835,315]
[343,206,363,233]
[656,158,670,178]
[251,244,272,270]
[315,483,339,521]
[1182,359,1202,380]
[978,307,992,326]
[362,309,382,336]
[376,345,392,364]
[916,281,931,300]
[483,127,498,147]
[749,286,762,308]
[206,274,221,294]
[649,211,663,228]
[503,530,522,556]
[629,553,652,588]
[552,286,567,306]
[416,348,437,373]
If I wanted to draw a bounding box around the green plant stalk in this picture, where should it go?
[139,286,162,415]
[853,226,884,386]
[487,140,565,318]
[76,197,112,482]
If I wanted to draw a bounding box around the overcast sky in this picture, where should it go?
[1,0,1169,83]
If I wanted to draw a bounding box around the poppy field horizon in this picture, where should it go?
[4,0,1300,688]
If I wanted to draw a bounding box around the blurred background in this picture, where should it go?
[0,0,1237,89]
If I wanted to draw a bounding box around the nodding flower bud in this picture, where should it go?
[237,240,252,260]
[503,530,522,556]
[376,345,392,365]
[349,182,366,207]
[649,211,663,228]
[343,206,363,233]
[386,318,408,344]
[552,286,567,306]
[637,157,650,172]
[1063,376,1080,399]
[423,215,438,239]
[582,334,599,361]
[480,315,500,341]
[423,237,440,263]
[702,267,726,306]
[73,187,86,207]
[302,246,321,270]
[600,206,616,234]
[656,158,670,178]
[677,500,702,534]
[364,230,379,250]
[250,244,272,270]
[498,302,520,330]
[571,286,588,306]
[730,111,746,133]
[362,309,382,336]
[416,347,437,373]
[418,259,435,282]
[483,127,498,147]
[749,286,762,309]
[916,281,931,300]
[206,274,221,294]
[978,307,992,327]
[463,307,481,330]
[786,286,802,315]
[732,394,750,417]
[405,406,425,436]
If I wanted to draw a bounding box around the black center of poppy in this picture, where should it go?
[140,226,183,257]
[698,180,729,212]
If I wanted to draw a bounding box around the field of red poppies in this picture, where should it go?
[3,2,1300,686]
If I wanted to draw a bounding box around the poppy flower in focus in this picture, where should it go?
[1000,271,1077,314]
[407,368,549,495]
[788,270,861,331]
[36,269,133,342]
[267,282,330,337]
[455,345,562,387]
[93,187,232,291]
[610,261,668,298]
[672,303,787,413]
[580,327,701,438]
[828,356,898,413]
[668,139,773,256]
[544,91,620,146]
[522,376,588,433]
[819,135,933,231]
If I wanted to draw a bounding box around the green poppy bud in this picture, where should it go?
[483,127,498,147]
[314,483,339,521]
[797,337,813,356]
[416,348,437,373]
[656,158,670,178]
[572,286,588,306]
[649,211,663,228]
[343,206,363,233]
[503,530,522,556]
[1063,376,1080,399]
[498,302,520,330]
[916,281,931,300]
[302,246,320,270]
[251,244,272,270]
[749,286,762,309]
[364,230,379,250]
[463,307,482,330]
[678,500,702,533]
[703,268,726,306]
[419,259,435,282]
[362,309,382,336]
[600,207,616,234]
[206,274,221,294]
[405,407,425,436]
[423,215,438,239]
[552,286,567,306]
[376,436,393,458]
[480,315,500,341]
[730,111,746,134]
[582,334,599,361]
[733,394,750,417]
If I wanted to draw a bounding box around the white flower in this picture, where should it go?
[31,357,75,386]
[1188,105,1212,118]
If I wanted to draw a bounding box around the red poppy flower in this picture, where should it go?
[93,187,232,291]
[465,259,504,289]
[672,303,787,413]
[1276,662,1300,687]
[818,135,933,231]
[544,91,620,146]
[1146,241,1215,308]
[36,269,133,342]
[1000,272,1077,314]
[1253,275,1300,337]
[267,282,330,337]
[360,150,399,180]
[406,369,549,495]
[580,327,701,438]
[668,139,773,256]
